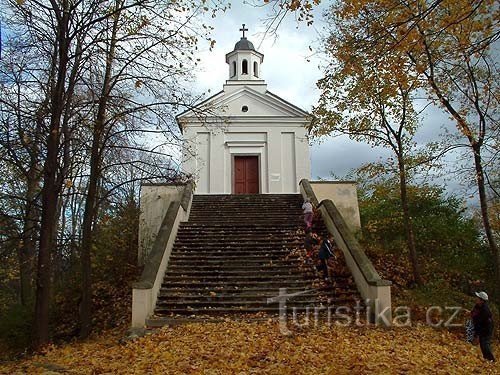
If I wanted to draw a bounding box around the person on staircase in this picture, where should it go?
[304,228,319,264]
[470,291,495,362]
[302,198,313,229]
[317,233,336,282]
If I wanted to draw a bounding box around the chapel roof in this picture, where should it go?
[233,37,255,51]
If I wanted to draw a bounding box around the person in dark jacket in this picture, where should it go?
[471,291,495,362]
[304,228,319,263]
[316,234,335,281]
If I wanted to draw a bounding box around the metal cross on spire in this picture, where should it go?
[239,24,248,38]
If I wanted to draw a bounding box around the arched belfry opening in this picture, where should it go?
[225,24,264,81]
[231,61,236,77]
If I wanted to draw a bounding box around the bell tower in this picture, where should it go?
[225,24,264,82]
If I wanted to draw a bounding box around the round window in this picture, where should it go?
[242,106,249,112]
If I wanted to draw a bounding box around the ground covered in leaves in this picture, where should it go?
[1,320,498,374]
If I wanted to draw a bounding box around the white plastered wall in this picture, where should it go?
[182,121,310,194]
[309,181,362,232]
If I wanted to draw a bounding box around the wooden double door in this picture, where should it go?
[234,156,259,194]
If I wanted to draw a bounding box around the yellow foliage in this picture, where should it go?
[1,321,498,374]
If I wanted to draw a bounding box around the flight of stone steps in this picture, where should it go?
[147,194,361,326]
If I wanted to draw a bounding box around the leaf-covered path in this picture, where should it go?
[1,321,498,374]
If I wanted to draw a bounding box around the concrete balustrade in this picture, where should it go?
[132,182,193,328]
[138,183,193,265]
[308,180,361,233]
[300,179,392,326]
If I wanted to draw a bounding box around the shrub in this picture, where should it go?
[360,183,481,253]
[0,304,32,351]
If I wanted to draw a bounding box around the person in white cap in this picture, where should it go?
[470,291,495,361]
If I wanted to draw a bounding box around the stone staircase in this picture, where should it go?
[147,194,361,326]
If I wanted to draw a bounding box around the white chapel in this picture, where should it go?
[134,28,384,332]
[177,25,311,194]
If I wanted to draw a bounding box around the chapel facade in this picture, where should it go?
[133,29,389,331]
[177,26,311,194]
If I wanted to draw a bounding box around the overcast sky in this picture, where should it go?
[188,2,474,195]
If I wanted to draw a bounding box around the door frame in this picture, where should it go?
[231,154,261,194]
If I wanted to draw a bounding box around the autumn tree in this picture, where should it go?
[291,0,498,294]
[334,0,499,297]
[2,0,227,346]
[76,0,223,338]
[312,28,426,284]
[355,167,484,257]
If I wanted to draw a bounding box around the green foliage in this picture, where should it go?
[92,198,140,284]
[0,304,32,351]
[0,251,21,316]
[359,180,486,271]
[358,175,497,312]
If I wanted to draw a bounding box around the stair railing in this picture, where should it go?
[300,179,393,326]
[131,182,194,328]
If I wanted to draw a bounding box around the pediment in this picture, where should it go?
[177,86,309,123]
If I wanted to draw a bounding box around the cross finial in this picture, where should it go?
[239,24,248,38]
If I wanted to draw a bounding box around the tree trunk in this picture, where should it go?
[398,155,423,285]
[472,144,499,301]
[79,138,100,339]
[34,136,61,347]
[34,3,70,348]
[79,3,121,338]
